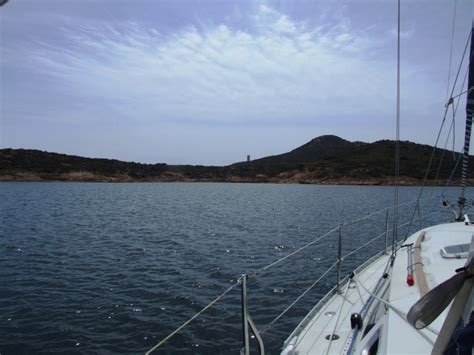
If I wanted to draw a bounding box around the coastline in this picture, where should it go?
[2,139,470,186]
[0,172,463,186]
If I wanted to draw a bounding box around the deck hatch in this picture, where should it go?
[440,243,470,258]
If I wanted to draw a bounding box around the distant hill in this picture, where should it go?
[229,135,471,184]
[234,135,362,167]
[0,135,471,185]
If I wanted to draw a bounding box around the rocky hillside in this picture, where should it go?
[0,135,470,185]
[235,135,363,167]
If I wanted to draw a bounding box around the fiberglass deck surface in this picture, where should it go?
[290,254,390,354]
[288,222,473,355]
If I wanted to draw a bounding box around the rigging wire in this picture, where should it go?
[263,205,443,347]
[428,150,464,217]
[443,0,459,164]
[458,24,474,211]
[453,103,457,158]
[145,282,240,354]
[430,110,455,194]
[250,225,340,277]
[343,230,386,260]
[345,198,418,226]
[450,86,473,101]
[430,65,470,198]
[260,209,444,340]
[251,198,424,279]
[404,29,473,241]
[416,202,423,229]
[446,0,458,103]
[352,272,438,341]
[393,0,401,252]
[258,261,339,336]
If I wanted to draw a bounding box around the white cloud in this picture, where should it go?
[7,5,436,127]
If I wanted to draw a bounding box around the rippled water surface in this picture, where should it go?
[0,182,463,354]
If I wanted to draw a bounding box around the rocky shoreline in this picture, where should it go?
[0,171,463,186]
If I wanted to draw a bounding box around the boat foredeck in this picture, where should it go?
[284,253,391,354]
[383,222,472,354]
[284,222,473,355]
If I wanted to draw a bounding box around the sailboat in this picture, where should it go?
[281,8,474,355]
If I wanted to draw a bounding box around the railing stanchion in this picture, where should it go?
[336,223,342,294]
[240,274,265,355]
[241,275,250,355]
[384,208,389,254]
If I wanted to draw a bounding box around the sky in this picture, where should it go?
[0,0,473,165]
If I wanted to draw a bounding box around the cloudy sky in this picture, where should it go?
[1,0,473,165]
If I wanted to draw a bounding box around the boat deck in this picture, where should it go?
[383,222,472,354]
[283,252,391,354]
[283,222,473,354]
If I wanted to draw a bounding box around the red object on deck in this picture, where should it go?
[407,274,414,286]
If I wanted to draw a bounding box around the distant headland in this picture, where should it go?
[0,135,471,185]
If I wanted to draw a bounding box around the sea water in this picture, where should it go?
[0,182,463,354]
